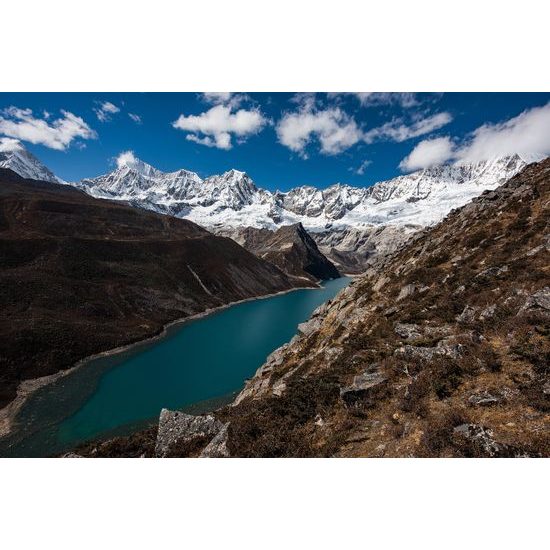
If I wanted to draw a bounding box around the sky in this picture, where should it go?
[1,92,549,192]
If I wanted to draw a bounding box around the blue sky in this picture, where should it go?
[1,92,549,191]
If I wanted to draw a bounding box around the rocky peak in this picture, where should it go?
[0,139,61,184]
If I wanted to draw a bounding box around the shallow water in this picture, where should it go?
[1,277,351,457]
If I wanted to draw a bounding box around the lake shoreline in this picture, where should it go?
[0,281,331,441]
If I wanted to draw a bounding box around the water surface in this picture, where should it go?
[1,277,350,457]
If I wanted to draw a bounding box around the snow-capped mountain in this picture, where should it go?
[0,140,532,235]
[78,152,529,232]
[0,138,62,184]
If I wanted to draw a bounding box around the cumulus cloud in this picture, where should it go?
[399,137,454,171]
[399,102,550,172]
[330,92,419,108]
[202,92,233,104]
[0,107,96,151]
[94,101,120,122]
[456,102,550,163]
[276,104,363,157]
[128,113,142,124]
[116,150,139,169]
[354,159,372,175]
[172,104,267,150]
[0,137,24,153]
[364,112,452,144]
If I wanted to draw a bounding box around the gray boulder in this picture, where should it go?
[340,364,386,408]
[200,423,230,458]
[155,409,225,457]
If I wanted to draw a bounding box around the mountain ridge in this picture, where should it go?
[1,141,534,234]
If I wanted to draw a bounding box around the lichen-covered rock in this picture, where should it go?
[468,391,500,406]
[397,284,416,301]
[452,424,505,457]
[457,305,477,324]
[155,409,224,457]
[340,364,386,408]
[519,287,550,314]
[200,423,230,458]
[394,323,422,340]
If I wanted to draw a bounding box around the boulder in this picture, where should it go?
[340,364,386,408]
[155,409,225,457]
[452,423,505,457]
[457,305,477,324]
[200,423,230,458]
[519,287,550,314]
[394,323,422,340]
[397,284,416,301]
[468,391,500,406]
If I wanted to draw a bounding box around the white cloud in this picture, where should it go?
[355,159,372,175]
[399,136,454,172]
[172,104,267,150]
[202,92,233,104]
[399,102,550,172]
[331,92,419,108]
[0,107,96,151]
[128,113,142,124]
[276,105,363,157]
[201,92,249,109]
[116,150,139,169]
[364,112,452,143]
[0,137,24,153]
[456,102,550,163]
[94,101,121,122]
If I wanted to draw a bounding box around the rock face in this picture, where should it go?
[217,158,550,458]
[155,409,226,458]
[218,223,340,282]
[0,168,301,409]
[0,138,61,184]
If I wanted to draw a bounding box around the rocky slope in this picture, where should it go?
[218,159,549,457]
[0,138,62,184]
[312,225,419,274]
[0,168,301,410]
[81,158,549,457]
[217,223,340,282]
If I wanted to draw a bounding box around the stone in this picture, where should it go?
[453,424,505,457]
[519,287,550,313]
[340,364,386,408]
[155,409,225,457]
[397,284,416,301]
[457,305,477,324]
[394,323,422,340]
[479,304,497,320]
[200,423,230,458]
[468,391,500,406]
[394,338,464,361]
[297,317,323,336]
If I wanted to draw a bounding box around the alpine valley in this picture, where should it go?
[0,139,548,458]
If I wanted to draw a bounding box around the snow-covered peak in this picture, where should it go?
[0,138,61,184]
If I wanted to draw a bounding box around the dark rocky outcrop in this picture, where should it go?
[0,168,301,409]
[219,223,340,282]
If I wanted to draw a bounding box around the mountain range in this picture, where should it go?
[1,140,528,232]
[0,140,531,272]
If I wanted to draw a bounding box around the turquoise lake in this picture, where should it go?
[0,277,351,457]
